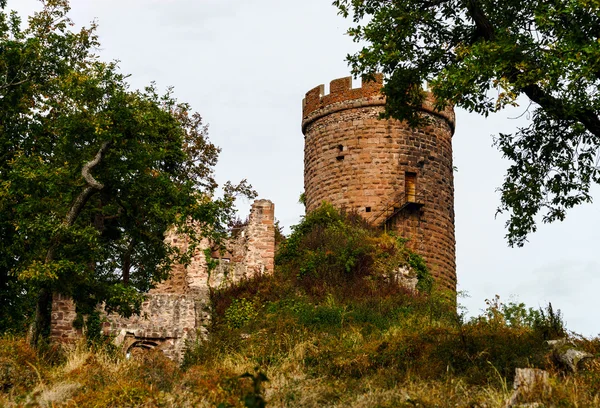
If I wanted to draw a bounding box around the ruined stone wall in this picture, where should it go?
[50,293,81,342]
[49,199,276,360]
[302,76,456,291]
[103,294,199,361]
[208,199,275,288]
[223,199,275,276]
[152,233,213,296]
[151,232,193,294]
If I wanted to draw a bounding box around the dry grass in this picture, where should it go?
[2,319,600,407]
[3,208,600,406]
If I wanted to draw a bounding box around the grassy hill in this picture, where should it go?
[1,204,599,407]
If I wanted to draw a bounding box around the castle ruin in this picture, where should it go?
[302,75,456,291]
[50,200,275,360]
[51,74,457,359]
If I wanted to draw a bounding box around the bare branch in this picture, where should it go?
[81,141,109,190]
[46,141,110,262]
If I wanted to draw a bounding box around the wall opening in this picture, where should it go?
[405,172,417,202]
[336,155,345,161]
[126,340,159,358]
[365,207,371,213]
[337,144,344,151]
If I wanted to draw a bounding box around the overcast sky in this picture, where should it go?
[10,0,600,336]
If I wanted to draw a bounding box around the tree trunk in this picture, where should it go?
[28,287,52,347]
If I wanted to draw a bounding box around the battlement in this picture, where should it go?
[302,75,384,119]
[302,75,455,133]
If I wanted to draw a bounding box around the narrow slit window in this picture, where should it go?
[405,172,417,202]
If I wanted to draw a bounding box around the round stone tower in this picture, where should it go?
[301,75,456,291]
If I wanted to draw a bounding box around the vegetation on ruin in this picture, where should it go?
[0,0,254,344]
[333,0,600,247]
[1,1,600,406]
[2,204,600,407]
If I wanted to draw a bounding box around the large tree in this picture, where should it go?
[333,0,600,246]
[0,0,254,342]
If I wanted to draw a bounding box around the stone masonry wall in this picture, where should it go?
[302,76,456,291]
[208,199,275,288]
[50,200,276,360]
[226,200,275,274]
[50,293,81,342]
[105,294,198,361]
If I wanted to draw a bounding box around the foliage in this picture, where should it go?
[534,302,566,340]
[333,0,600,246]
[175,210,587,406]
[405,247,433,293]
[0,205,589,407]
[179,269,597,407]
[275,203,433,297]
[225,298,260,329]
[0,1,255,338]
[237,369,269,408]
[82,311,104,347]
[0,265,593,406]
[298,192,306,207]
[476,294,540,327]
[273,219,286,250]
[475,295,566,339]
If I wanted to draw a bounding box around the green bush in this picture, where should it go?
[474,295,566,341]
[225,298,260,329]
[276,203,434,299]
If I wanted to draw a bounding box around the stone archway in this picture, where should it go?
[125,339,163,358]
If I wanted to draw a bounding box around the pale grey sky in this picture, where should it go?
[10,0,600,336]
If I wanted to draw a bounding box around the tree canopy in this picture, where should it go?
[0,0,254,340]
[333,0,600,246]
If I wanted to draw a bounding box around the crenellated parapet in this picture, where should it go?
[302,75,384,120]
[302,75,455,134]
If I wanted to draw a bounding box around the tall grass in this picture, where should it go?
[1,204,599,406]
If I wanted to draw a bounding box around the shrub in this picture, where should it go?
[474,295,566,341]
[225,298,260,329]
[275,203,433,300]
[0,336,42,393]
[533,303,566,340]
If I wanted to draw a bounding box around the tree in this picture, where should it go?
[333,0,600,246]
[0,1,255,343]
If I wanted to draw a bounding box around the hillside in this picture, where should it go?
[1,204,599,407]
